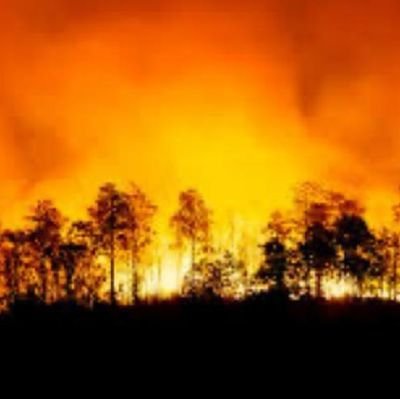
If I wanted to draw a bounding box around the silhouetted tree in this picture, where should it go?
[220,251,247,298]
[300,223,336,299]
[390,233,400,300]
[368,230,390,298]
[258,238,288,295]
[74,258,106,307]
[335,214,374,298]
[59,242,87,302]
[171,189,212,269]
[183,251,246,300]
[68,220,106,306]
[88,183,131,305]
[392,202,400,300]
[26,200,65,303]
[0,229,27,306]
[293,183,329,294]
[0,180,399,308]
[125,184,157,304]
[182,259,215,299]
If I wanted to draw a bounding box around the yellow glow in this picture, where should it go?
[324,279,354,300]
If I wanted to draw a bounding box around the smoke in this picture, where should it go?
[278,0,400,189]
[0,0,399,226]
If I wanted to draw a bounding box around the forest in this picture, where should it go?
[0,180,399,313]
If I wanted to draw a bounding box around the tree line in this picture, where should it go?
[0,181,400,310]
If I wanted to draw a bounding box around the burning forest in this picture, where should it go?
[2,1,400,343]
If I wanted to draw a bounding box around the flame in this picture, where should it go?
[324,279,354,300]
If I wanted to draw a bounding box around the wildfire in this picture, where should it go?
[0,1,399,304]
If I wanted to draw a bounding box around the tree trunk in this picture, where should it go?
[41,259,48,304]
[10,267,16,306]
[6,257,16,307]
[110,231,116,306]
[131,248,139,305]
[393,247,398,301]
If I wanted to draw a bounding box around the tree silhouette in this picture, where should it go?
[367,230,389,298]
[293,183,330,294]
[390,233,400,300]
[67,220,107,307]
[26,200,65,303]
[391,202,400,300]
[258,238,288,295]
[0,180,399,309]
[335,214,374,298]
[183,259,216,299]
[88,183,131,305]
[217,251,247,299]
[300,222,336,299]
[170,189,212,269]
[183,251,246,300]
[0,229,27,306]
[59,242,87,302]
[125,184,157,304]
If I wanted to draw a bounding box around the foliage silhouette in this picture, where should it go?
[0,180,399,310]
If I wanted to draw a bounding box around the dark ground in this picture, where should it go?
[1,295,397,382]
[3,295,400,347]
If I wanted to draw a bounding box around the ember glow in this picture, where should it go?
[1,1,400,301]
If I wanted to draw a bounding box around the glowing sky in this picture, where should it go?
[0,0,400,228]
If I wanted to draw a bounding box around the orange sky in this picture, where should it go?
[0,0,400,230]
